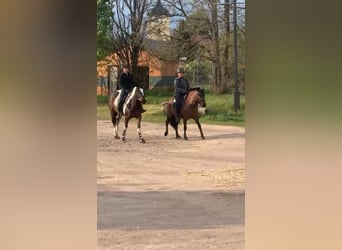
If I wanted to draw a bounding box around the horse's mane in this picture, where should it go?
[189,87,201,92]
[124,87,146,114]
[188,87,204,98]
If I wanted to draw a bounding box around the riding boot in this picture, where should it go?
[175,113,181,124]
[175,103,181,124]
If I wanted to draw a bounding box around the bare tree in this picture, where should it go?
[166,0,229,94]
[110,0,150,75]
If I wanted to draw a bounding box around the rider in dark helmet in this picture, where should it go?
[117,64,146,118]
[173,67,189,123]
[117,64,135,118]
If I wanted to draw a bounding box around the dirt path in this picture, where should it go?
[97,120,245,249]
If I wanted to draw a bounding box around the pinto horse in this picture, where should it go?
[163,87,206,140]
[108,86,146,143]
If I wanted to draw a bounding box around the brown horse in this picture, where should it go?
[108,86,146,143]
[163,87,206,140]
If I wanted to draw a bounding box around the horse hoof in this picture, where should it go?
[114,135,120,140]
[121,137,126,142]
[176,136,182,139]
[184,137,188,140]
[164,132,168,136]
[139,138,145,144]
[201,136,205,140]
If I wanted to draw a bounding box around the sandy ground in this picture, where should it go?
[97,119,245,250]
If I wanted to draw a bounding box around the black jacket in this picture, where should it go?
[119,72,135,92]
[174,77,189,97]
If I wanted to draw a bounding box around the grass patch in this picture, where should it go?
[201,94,245,126]
[144,88,173,105]
[97,89,245,127]
[97,95,109,104]
[97,104,109,120]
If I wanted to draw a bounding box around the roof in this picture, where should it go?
[149,0,170,17]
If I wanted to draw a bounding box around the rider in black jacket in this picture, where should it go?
[117,65,135,117]
[173,67,189,122]
[117,64,147,118]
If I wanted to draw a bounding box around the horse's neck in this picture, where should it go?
[128,88,136,100]
[124,88,137,108]
[186,91,199,105]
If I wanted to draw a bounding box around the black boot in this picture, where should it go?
[175,114,180,124]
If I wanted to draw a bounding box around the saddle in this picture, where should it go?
[172,94,188,109]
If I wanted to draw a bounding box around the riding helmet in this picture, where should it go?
[176,67,185,73]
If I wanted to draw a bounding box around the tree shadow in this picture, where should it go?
[97,190,244,231]
[174,132,245,141]
[203,132,245,140]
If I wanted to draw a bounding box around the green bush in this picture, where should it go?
[97,95,108,104]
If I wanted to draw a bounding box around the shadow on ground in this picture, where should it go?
[98,190,244,231]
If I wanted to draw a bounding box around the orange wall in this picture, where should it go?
[97,51,178,78]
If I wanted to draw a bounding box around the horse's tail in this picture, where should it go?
[162,100,177,129]
[109,92,118,110]
[161,101,168,115]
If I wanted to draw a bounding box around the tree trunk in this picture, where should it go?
[211,0,222,94]
[222,0,231,92]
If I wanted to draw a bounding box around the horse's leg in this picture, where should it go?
[195,118,205,139]
[164,118,169,136]
[115,115,122,139]
[175,119,181,139]
[111,109,120,139]
[136,115,145,144]
[183,119,188,140]
[121,117,129,142]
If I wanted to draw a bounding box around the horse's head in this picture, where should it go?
[136,87,146,104]
[189,87,206,108]
[197,88,206,108]
[123,87,146,115]
[187,87,206,111]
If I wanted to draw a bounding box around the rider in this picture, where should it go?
[173,67,189,123]
[117,64,146,118]
[117,64,135,118]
